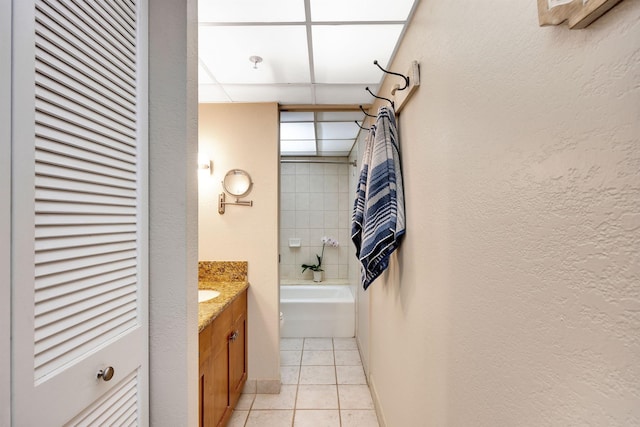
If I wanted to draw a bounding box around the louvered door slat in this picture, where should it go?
[36,111,136,155]
[68,1,135,52]
[35,223,137,239]
[36,151,136,182]
[98,1,136,34]
[34,259,136,296]
[35,249,137,278]
[108,400,138,426]
[35,40,135,105]
[40,0,135,72]
[68,371,139,427]
[35,268,136,307]
[36,51,135,114]
[36,176,136,199]
[36,74,136,131]
[36,87,136,138]
[35,214,136,226]
[38,2,135,78]
[68,0,136,56]
[35,232,135,252]
[35,241,137,266]
[36,189,136,209]
[36,100,135,147]
[35,7,135,95]
[36,136,137,173]
[35,27,134,102]
[35,286,136,335]
[36,163,136,190]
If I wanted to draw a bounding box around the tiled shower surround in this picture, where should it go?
[280,160,354,280]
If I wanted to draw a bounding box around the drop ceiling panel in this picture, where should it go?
[281,140,317,156]
[199,84,231,103]
[314,84,379,105]
[310,0,416,21]
[281,112,315,122]
[317,122,360,139]
[224,85,314,104]
[199,0,306,22]
[198,62,216,84]
[281,122,315,140]
[312,25,404,83]
[199,26,310,84]
[317,139,355,156]
[316,111,364,122]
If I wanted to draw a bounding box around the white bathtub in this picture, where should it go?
[280,283,355,338]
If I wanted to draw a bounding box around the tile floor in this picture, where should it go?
[228,337,380,427]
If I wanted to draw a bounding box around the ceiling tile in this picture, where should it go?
[314,84,380,105]
[312,25,404,84]
[199,0,306,22]
[223,85,313,104]
[199,84,231,103]
[317,139,355,156]
[316,111,364,121]
[281,140,317,156]
[198,61,216,84]
[317,122,361,139]
[199,26,310,84]
[310,0,415,21]
[281,112,315,122]
[281,122,315,140]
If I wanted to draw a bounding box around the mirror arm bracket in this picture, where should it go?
[218,192,253,215]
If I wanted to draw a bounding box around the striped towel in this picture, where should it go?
[351,124,375,260]
[358,106,405,289]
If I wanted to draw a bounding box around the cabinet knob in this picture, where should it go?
[97,366,115,381]
[229,331,239,341]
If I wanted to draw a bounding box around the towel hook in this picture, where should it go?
[355,121,370,131]
[366,87,394,108]
[359,105,376,118]
[373,60,409,91]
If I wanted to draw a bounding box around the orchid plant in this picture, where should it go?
[301,236,339,273]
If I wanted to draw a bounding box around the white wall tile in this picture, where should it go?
[309,175,324,193]
[324,175,339,193]
[281,163,296,175]
[295,175,310,192]
[281,193,295,210]
[295,193,310,211]
[295,163,310,174]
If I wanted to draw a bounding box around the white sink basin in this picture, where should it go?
[198,289,221,303]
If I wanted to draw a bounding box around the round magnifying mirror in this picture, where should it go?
[222,169,253,197]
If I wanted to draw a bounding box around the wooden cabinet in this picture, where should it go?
[199,290,248,427]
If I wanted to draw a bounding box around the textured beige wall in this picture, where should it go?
[198,103,281,385]
[365,1,640,426]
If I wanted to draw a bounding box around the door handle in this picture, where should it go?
[97,366,115,381]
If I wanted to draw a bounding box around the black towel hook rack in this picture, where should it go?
[355,121,370,131]
[373,60,409,91]
[359,105,376,118]
[366,87,394,108]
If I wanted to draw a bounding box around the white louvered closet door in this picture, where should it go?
[12,1,148,425]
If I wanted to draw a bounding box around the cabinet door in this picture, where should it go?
[212,308,232,427]
[199,325,213,427]
[229,291,248,408]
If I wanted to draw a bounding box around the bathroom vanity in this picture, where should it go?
[199,283,248,427]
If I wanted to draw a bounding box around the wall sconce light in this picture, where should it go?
[198,159,213,174]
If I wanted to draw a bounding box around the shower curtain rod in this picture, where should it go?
[280,159,357,167]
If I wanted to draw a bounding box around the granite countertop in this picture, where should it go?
[198,280,249,332]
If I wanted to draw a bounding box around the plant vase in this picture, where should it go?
[313,270,323,283]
